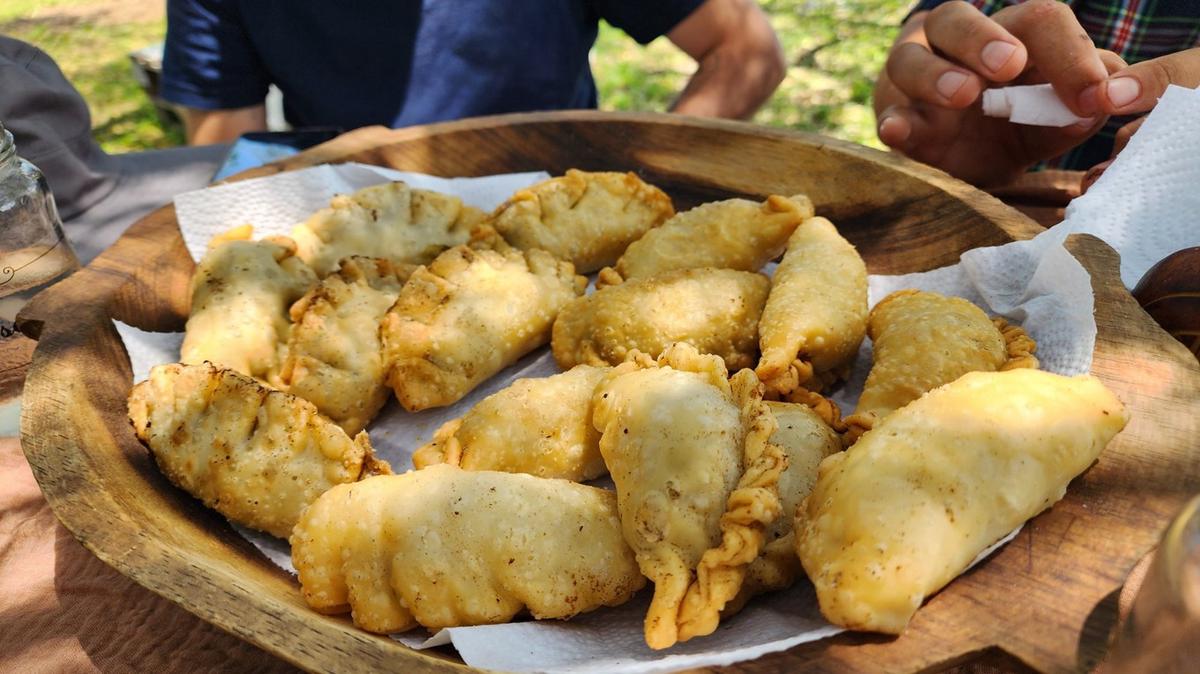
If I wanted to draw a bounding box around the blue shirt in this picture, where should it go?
[162,0,704,130]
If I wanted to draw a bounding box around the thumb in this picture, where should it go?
[1098,48,1200,115]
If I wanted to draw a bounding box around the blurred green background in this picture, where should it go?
[1,0,909,154]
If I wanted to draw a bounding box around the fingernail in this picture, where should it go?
[1107,77,1141,108]
[980,41,1017,73]
[878,116,910,144]
[1078,84,1100,114]
[936,71,969,100]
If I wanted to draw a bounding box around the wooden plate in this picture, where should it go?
[18,112,1200,672]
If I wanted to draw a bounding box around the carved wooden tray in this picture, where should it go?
[18,112,1200,672]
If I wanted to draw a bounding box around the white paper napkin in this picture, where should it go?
[982,83,1088,127]
[127,79,1200,666]
[1053,85,1200,287]
[172,163,550,262]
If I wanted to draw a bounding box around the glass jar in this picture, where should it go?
[0,121,81,336]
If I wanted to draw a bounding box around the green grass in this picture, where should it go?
[6,0,908,153]
[1,1,183,153]
[593,0,909,148]
[0,0,88,23]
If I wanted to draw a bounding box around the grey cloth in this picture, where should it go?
[0,35,226,262]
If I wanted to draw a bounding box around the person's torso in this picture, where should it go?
[233,1,601,129]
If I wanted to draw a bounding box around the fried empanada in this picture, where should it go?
[127,362,390,538]
[723,401,841,616]
[382,240,586,411]
[413,364,610,481]
[756,216,867,395]
[291,466,645,633]
[489,170,674,273]
[181,226,317,387]
[843,289,1038,442]
[552,267,770,372]
[593,343,785,649]
[796,369,1128,634]
[292,181,486,277]
[600,194,812,286]
[280,256,414,435]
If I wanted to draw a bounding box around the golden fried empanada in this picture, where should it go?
[489,170,674,273]
[280,257,414,435]
[182,226,317,387]
[291,466,645,633]
[844,289,1038,441]
[593,344,784,649]
[600,194,812,285]
[796,369,1127,634]
[724,401,841,615]
[292,181,486,277]
[413,364,610,481]
[127,362,389,538]
[382,240,586,411]
[552,268,770,372]
[756,216,867,395]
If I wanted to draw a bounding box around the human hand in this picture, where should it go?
[1080,48,1200,194]
[874,0,1125,187]
[1099,48,1200,156]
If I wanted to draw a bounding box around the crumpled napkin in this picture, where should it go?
[172,163,549,261]
[1052,85,1200,287]
[982,83,1089,127]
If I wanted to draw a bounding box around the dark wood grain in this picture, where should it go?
[17,112,1199,673]
[1133,246,1200,356]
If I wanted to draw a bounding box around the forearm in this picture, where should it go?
[181,105,267,145]
[670,42,785,119]
[666,0,784,120]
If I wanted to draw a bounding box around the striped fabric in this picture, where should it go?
[908,0,1200,169]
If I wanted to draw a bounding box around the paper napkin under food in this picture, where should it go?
[112,149,1116,672]
[116,89,1200,671]
[172,164,551,262]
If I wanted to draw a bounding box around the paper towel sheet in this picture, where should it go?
[982,84,1088,127]
[111,142,1142,672]
[172,164,551,262]
[1055,85,1200,287]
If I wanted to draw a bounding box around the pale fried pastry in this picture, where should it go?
[182,225,317,387]
[489,169,674,273]
[292,181,486,277]
[382,239,586,411]
[675,371,788,643]
[723,401,841,616]
[290,466,645,633]
[796,369,1128,634]
[593,343,783,649]
[552,267,770,372]
[756,216,868,395]
[127,362,390,538]
[601,193,812,286]
[280,256,414,435]
[413,364,610,481]
[843,289,1038,443]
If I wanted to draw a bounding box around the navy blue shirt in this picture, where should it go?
[162,0,704,130]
